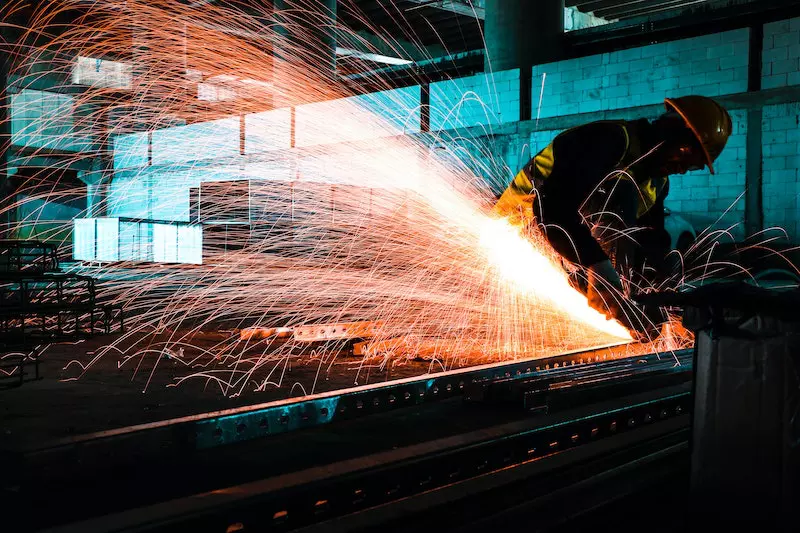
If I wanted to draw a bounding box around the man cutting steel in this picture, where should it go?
[495,95,732,337]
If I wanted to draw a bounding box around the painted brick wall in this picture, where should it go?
[10,89,95,152]
[434,137,510,196]
[245,107,292,154]
[151,117,240,166]
[762,103,800,241]
[295,86,421,147]
[430,69,520,131]
[532,28,749,118]
[108,165,242,221]
[762,17,800,89]
[107,168,152,220]
[113,131,149,169]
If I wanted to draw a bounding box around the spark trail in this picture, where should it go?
[0,0,703,396]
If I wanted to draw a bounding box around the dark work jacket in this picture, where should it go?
[494,119,669,267]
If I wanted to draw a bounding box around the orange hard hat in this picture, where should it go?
[664,95,732,175]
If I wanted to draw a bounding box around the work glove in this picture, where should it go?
[586,260,662,342]
[586,259,624,317]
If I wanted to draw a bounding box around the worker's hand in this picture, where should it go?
[586,261,666,342]
[586,259,624,318]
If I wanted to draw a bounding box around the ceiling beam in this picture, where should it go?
[595,0,708,18]
[335,46,413,65]
[404,0,484,20]
[572,0,647,12]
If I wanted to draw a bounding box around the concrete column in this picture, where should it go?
[484,0,564,73]
[1,25,14,239]
[85,179,109,218]
[80,102,114,219]
[745,24,764,238]
[82,166,111,219]
[272,0,337,106]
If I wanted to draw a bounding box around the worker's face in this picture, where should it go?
[660,143,707,175]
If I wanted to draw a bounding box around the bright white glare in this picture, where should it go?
[72,56,132,89]
[336,47,413,66]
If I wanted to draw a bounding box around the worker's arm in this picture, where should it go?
[536,190,609,267]
[634,178,671,271]
[493,169,536,227]
[493,159,609,266]
[636,178,668,234]
[598,177,641,272]
[537,122,632,267]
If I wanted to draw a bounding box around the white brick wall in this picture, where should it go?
[762,103,800,241]
[762,17,800,89]
[430,69,520,131]
[151,117,240,166]
[113,131,149,169]
[245,107,292,154]
[532,29,749,118]
[296,86,421,147]
[108,168,152,220]
[11,89,95,152]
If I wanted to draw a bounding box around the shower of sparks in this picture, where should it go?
[0,0,707,397]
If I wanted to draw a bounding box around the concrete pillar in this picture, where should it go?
[484,0,564,72]
[745,24,764,238]
[81,166,111,219]
[271,0,337,106]
[1,26,14,239]
[85,180,109,218]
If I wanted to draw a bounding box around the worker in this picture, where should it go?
[494,95,732,335]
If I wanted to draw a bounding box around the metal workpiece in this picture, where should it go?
[465,349,692,409]
[41,383,692,533]
[34,341,632,456]
[22,344,694,532]
[193,342,637,449]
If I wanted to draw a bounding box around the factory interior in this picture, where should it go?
[1,0,799,531]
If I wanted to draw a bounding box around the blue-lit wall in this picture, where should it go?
[430,69,520,130]
[532,29,749,117]
[763,17,800,89]
[10,89,96,152]
[97,14,800,263]
[761,17,800,241]
[762,103,800,241]
[296,86,421,146]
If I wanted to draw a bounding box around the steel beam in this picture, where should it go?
[39,385,691,533]
[745,23,764,238]
[36,342,647,454]
[597,0,709,20]
[0,24,12,239]
[405,0,485,19]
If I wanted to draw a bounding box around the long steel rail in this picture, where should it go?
[31,341,690,454]
[39,353,693,533]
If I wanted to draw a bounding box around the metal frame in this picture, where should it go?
[0,273,124,343]
[0,344,43,389]
[39,345,690,454]
[41,384,692,533]
[0,240,124,372]
[0,239,60,274]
